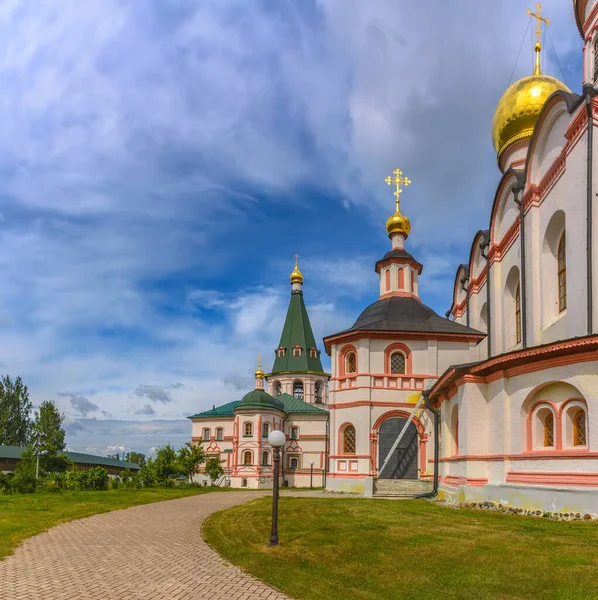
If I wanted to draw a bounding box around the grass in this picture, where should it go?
[0,486,227,561]
[203,497,598,600]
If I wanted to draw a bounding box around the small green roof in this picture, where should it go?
[233,389,286,413]
[277,393,329,414]
[0,446,141,470]
[270,290,325,375]
[188,400,241,419]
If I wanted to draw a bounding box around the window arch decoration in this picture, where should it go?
[244,422,253,437]
[292,380,304,400]
[558,231,566,312]
[346,352,357,374]
[262,422,270,438]
[384,343,412,375]
[562,398,589,448]
[527,402,558,450]
[216,428,223,441]
[544,412,554,447]
[341,424,356,455]
[243,451,252,466]
[574,409,587,447]
[339,345,358,376]
[261,450,270,466]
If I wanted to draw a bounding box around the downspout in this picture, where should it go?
[461,274,470,328]
[324,415,329,489]
[584,83,595,334]
[414,391,439,499]
[480,237,491,357]
[512,183,527,347]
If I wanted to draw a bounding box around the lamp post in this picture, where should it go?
[267,430,286,547]
[310,460,314,489]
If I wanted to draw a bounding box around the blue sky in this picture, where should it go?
[0,0,584,455]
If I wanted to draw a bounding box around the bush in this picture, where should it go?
[86,467,108,490]
[11,470,36,494]
[109,477,121,490]
[0,472,12,494]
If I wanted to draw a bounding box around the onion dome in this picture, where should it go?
[492,74,569,158]
[255,357,265,381]
[492,4,570,160]
[235,389,285,412]
[386,210,411,238]
[290,255,303,285]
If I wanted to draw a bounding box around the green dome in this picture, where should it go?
[233,389,286,413]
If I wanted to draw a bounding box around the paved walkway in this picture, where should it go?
[0,491,296,600]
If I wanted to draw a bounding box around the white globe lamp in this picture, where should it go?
[268,430,286,448]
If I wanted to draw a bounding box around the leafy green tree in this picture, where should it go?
[0,375,32,446]
[154,444,179,485]
[177,442,205,483]
[11,447,36,493]
[139,457,156,487]
[31,400,68,473]
[124,451,146,468]
[204,456,224,485]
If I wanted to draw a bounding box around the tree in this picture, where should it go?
[139,457,156,487]
[177,442,205,483]
[204,456,224,485]
[31,401,68,473]
[124,451,146,468]
[0,375,32,446]
[154,444,179,485]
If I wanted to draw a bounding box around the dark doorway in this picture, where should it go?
[378,417,419,479]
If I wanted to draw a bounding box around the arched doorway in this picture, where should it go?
[378,417,419,479]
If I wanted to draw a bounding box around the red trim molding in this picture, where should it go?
[506,471,598,487]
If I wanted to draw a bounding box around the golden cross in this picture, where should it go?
[257,356,262,369]
[294,254,299,267]
[527,2,549,47]
[384,168,411,212]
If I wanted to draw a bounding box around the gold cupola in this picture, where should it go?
[492,3,569,161]
[254,356,265,389]
[384,168,411,238]
[290,254,303,285]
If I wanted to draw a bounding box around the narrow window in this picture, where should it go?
[390,352,406,374]
[343,425,356,454]
[398,268,405,289]
[574,409,587,446]
[410,270,415,293]
[243,451,252,466]
[262,422,270,438]
[293,380,304,400]
[346,352,357,374]
[277,347,286,358]
[385,269,391,291]
[314,381,322,403]
[244,422,253,437]
[273,381,281,396]
[292,345,302,357]
[558,232,566,312]
[262,451,270,466]
[290,426,298,440]
[202,428,210,442]
[290,457,299,470]
[216,428,223,441]
[241,478,247,487]
[544,413,554,447]
[309,347,318,359]
[515,282,521,344]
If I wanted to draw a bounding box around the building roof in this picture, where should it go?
[188,400,241,419]
[270,290,326,375]
[0,446,142,470]
[374,249,422,272]
[188,393,328,420]
[328,296,486,338]
[277,393,328,414]
[234,389,286,413]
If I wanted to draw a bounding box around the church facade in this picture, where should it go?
[190,0,598,514]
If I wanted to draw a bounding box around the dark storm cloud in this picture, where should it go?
[134,384,172,404]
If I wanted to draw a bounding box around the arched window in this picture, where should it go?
[346,352,357,374]
[244,422,253,437]
[216,428,223,441]
[272,381,281,396]
[574,409,587,446]
[289,456,299,470]
[544,413,554,447]
[262,422,270,438]
[594,38,598,83]
[385,269,391,292]
[343,425,356,454]
[558,232,566,312]
[243,451,252,466]
[390,352,406,374]
[314,381,323,403]
[261,451,270,466]
[293,380,304,400]
[515,282,521,344]
[202,428,210,441]
[290,426,298,439]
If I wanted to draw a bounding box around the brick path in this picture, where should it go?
[0,491,291,600]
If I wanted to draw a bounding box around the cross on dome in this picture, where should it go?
[384,167,412,240]
[527,2,549,75]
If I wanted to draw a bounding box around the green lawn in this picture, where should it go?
[203,497,598,600]
[0,487,223,561]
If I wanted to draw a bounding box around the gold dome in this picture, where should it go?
[386,210,411,238]
[492,73,570,158]
[255,356,265,380]
[290,255,303,285]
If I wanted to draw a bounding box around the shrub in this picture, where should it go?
[109,477,121,490]
[0,472,12,494]
[86,467,108,490]
[11,470,36,494]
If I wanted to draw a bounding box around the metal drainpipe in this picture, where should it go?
[513,184,527,348]
[414,392,439,499]
[461,276,470,328]
[480,239,491,357]
[324,415,329,489]
[584,83,595,334]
